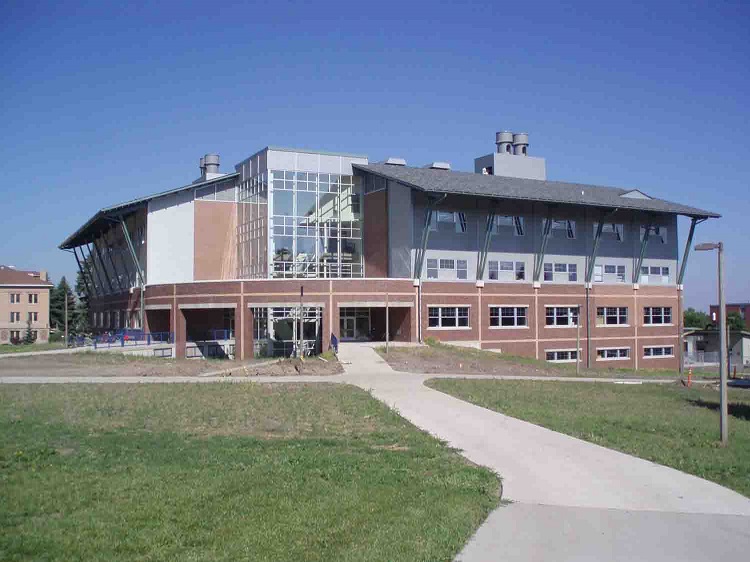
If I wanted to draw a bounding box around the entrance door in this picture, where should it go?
[341,317,356,339]
[339,308,370,341]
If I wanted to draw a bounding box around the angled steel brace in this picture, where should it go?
[533,217,553,282]
[633,222,652,284]
[119,215,146,287]
[476,206,497,281]
[100,232,125,293]
[81,244,104,297]
[677,217,706,285]
[586,220,605,284]
[413,194,447,279]
[72,246,94,298]
[86,242,109,296]
[92,238,115,295]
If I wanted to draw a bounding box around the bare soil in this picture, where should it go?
[0,352,341,378]
[377,344,720,380]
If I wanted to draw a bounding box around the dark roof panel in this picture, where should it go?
[354,163,720,218]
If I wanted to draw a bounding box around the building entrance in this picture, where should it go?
[340,307,371,340]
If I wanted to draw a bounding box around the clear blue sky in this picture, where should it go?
[1,0,747,310]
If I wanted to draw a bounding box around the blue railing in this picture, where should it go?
[205,329,233,341]
[92,331,174,349]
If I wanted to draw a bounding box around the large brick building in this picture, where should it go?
[0,265,53,344]
[59,132,718,369]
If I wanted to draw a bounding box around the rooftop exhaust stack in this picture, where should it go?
[426,161,451,170]
[496,131,514,154]
[385,157,407,166]
[512,133,529,156]
[203,153,220,174]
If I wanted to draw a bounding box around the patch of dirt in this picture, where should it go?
[250,357,343,376]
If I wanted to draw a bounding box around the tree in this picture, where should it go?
[684,307,710,329]
[50,277,75,332]
[23,320,35,344]
[727,311,745,332]
[73,266,90,334]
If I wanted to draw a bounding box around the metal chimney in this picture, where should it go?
[203,153,220,174]
[512,133,529,156]
[496,131,514,154]
[199,156,206,176]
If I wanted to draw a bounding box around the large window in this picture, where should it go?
[644,346,674,358]
[594,264,626,283]
[640,266,670,284]
[643,307,672,325]
[543,263,577,282]
[596,307,628,326]
[640,225,667,244]
[494,215,525,236]
[269,170,362,279]
[546,306,579,326]
[593,223,624,242]
[597,347,630,360]
[546,349,578,362]
[428,307,470,329]
[550,219,576,239]
[430,211,467,233]
[487,260,525,280]
[489,306,528,328]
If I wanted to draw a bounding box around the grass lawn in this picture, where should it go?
[0,343,66,354]
[378,339,720,379]
[0,383,499,561]
[427,378,750,498]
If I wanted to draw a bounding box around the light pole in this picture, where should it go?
[695,242,727,445]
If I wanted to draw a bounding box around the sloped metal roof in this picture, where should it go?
[354,163,720,218]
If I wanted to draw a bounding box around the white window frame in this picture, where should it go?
[545,349,579,363]
[494,215,525,236]
[596,347,631,361]
[643,346,675,358]
[431,211,467,233]
[596,306,629,326]
[456,259,468,280]
[426,259,438,279]
[489,305,529,329]
[543,262,578,282]
[545,306,580,327]
[643,306,672,325]
[427,306,471,330]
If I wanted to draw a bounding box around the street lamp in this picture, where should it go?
[694,242,727,445]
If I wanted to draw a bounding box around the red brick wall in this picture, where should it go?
[363,189,388,278]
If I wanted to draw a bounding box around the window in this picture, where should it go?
[27,312,38,323]
[495,215,525,236]
[10,330,20,341]
[550,219,576,239]
[9,293,20,304]
[545,306,579,326]
[640,225,667,244]
[426,259,438,279]
[488,261,498,280]
[457,260,468,280]
[439,259,455,270]
[616,265,626,282]
[489,306,528,328]
[642,266,670,284]
[593,265,603,283]
[488,260,525,281]
[10,311,20,323]
[543,263,578,282]
[594,223,624,241]
[428,307,470,329]
[546,349,578,362]
[644,346,674,358]
[431,211,467,233]
[596,307,628,326]
[644,307,672,325]
[28,293,38,304]
[515,261,525,281]
[597,348,630,360]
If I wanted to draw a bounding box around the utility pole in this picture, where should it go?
[695,241,728,445]
[64,286,69,347]
[576,305,581,376]
[298,285,304,359]
[385,291,390,354]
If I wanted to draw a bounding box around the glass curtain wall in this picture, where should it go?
[270,170,363,278]
[238,171,269,278]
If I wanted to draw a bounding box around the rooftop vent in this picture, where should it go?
[495,131,514,154]
[385,157,407,166]
[425,161,451,170]
[512,133,529,156]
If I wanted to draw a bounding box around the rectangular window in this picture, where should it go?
[27,312,38,322]
[28,293,38,304]
[545,306,579,326]
[640,225,667,244]
[10,311,20,323]
[596,306,628,326]
[426,259,438,279]
[594,265,603,283]
[515,261,525,281]
[428,307,470,329]
[432,211,466,233]
[597,347,630,360]
[543,263,553,281]
[546,349,578,362]
[568,264,577,282]
[499,261,513,272]
[495,215,525,236]
[489,306,528,328]
[594,222,624,241]
[616,265,626,282]
[644,346,675,358]
[544,263,578,282]
[488,260,498,280]
[10,293,20,304]
[439,259,455,270]
[456,260,468,280]
[551,219,576,239]
[643,307,672,325]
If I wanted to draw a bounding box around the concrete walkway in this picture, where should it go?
[2,343,749,559]
[336,343,750,561]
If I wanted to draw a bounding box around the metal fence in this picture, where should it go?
[684,351,720,365]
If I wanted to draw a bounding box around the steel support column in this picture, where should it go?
[586,220,605,284]
[533,217,553,282]
[633,223,652,284]
[92,239,115,295]
[83,243,106,296]
[476,208,497,281]
[72,246,94,298]
[413,194,446,280]
[119,215,146,328]
[101,233,125,293]
[677,217,705,285]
